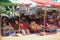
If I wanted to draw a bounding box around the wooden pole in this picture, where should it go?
[0,16,1,39]
[43,7,47,35]
[0,16,1,32]
[19,11,21,34]
[44,10,46,32]
[0,5,2,39]
[39,7,47,35]
[19,4,21,34]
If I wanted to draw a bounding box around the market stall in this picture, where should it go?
[31,0,60,34]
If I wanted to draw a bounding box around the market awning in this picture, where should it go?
[31,0,60,7]
[9,0,32,6]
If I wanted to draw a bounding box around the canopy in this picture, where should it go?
[9,0,32,6]
[31,0,60,7]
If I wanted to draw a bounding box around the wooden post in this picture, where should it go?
[19,4,21,34]
[0,13,2,40]
[44,10,46,32]
[40,7,47,35]
[19,14,20,34]
[0,5,2,39]
[43,7,47,35]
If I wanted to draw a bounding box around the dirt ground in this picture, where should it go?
[1,33,60,40]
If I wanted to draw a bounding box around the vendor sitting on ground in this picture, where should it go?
[19,21,30,35]
[45,19,57,32]
[30,21,42,33]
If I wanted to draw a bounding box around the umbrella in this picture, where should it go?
[0,13,9,17]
